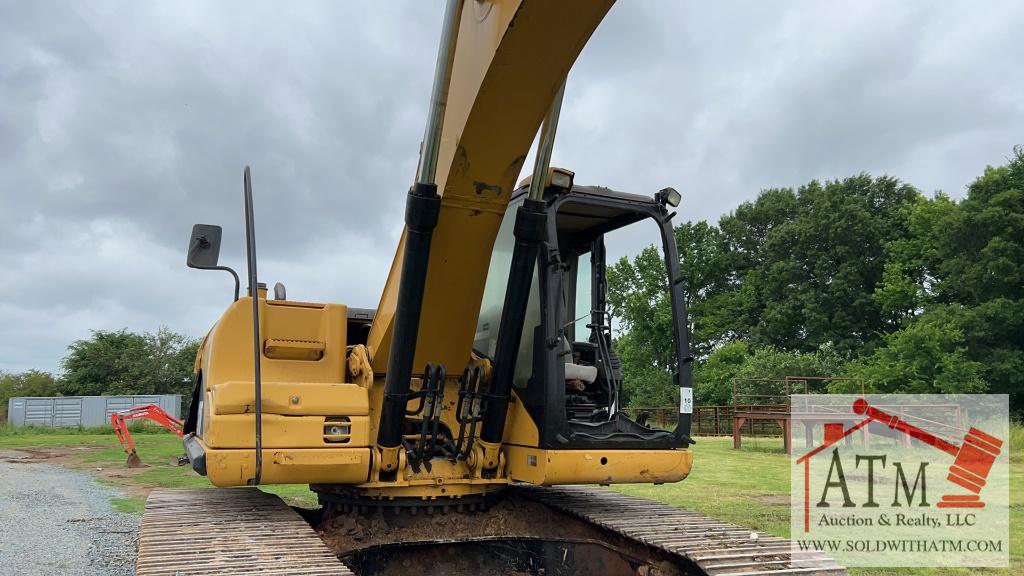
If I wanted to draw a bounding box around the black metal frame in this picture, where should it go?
[242,166,264,485]
[454,365,487,460]
[403,363,447,472]
[377,182,442,478]
[514,187,694,450]
[479,198,547,448]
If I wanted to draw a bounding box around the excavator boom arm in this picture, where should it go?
[367,0,615,373]
[111,404,184,457]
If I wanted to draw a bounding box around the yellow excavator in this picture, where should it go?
[139,2,845,575]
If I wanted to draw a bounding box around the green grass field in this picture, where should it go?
[1,425,1020,575]
[617,431,1023,575]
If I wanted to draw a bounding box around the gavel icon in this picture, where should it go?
[852,399,1003,508]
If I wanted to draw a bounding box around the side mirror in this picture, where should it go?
[187,224,223,268]
[186,223,239,301]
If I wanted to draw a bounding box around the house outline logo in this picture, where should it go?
[794,398,1004,534]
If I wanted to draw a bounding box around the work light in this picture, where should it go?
[656,187,681,207]
[550,168,574,191]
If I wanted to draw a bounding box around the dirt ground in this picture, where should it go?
[1,445,155,501]
[317,496,685,576]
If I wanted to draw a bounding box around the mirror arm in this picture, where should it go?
[214,266,241,302]
[188,240,241,301]
[188,264,240,302]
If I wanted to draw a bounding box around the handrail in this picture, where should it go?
[243,166,263,486]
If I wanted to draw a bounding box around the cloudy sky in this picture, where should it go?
[2,1,1022,374]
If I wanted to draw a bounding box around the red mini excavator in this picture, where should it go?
[110,404,184,468]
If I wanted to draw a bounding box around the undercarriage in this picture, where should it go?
[136,487,846,576]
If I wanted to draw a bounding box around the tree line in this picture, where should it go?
[0,328,198,422]
[609,147,1024,415]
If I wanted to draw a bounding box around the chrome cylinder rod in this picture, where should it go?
[479,78,567,459]
[378,0,465,477]
[416,0,464,186]
[527,79,567,201]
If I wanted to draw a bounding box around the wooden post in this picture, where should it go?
[733,416,746,449]
[778,418,792,454]
[900,407,911,446]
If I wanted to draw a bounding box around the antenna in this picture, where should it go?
[243,166,263,486]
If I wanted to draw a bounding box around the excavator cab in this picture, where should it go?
[475,170,692,452]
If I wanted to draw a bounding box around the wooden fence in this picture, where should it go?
[626,405,788,437]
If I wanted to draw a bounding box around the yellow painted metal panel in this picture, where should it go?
[203,298,347,390]
[504,446,693,486]
[204,445,371,487]
[211,381,369,416]
[204,413,370,449]
[264,338,325,361]
[501,392,539,446]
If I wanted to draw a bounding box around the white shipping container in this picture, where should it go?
[7,395,181,427]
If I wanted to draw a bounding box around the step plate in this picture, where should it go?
[518,485,848,576]
[137,488,352,576]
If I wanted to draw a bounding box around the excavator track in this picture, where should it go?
[517,485,847,576]
[137,488,352,576]
[138,486,845,576]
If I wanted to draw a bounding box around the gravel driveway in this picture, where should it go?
[0,450,140,576]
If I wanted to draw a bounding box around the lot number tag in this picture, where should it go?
[679,388,693,414]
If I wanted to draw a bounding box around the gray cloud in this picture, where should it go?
[2,0,1021,372]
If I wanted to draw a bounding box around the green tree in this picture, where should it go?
[614,332,677,407]
[875,147,1024,410]
[607,245,676,407]
[692,342,848,406]
[675,221,731,356]
[718,188,800,273]
[847,307,986,394]
[61,330,150,396]
[709,188,802,344]
[929,150,1024,409]
[608,220,734,406]
[873,193,960,326]
[61,327,198,399]
[732,344,847,403]
[144,328,200,399]
[935,155,1024,305]
[0,370,60,421]
[609,149,1023,411]
[742,176,920,353]
[692,341,749,405]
